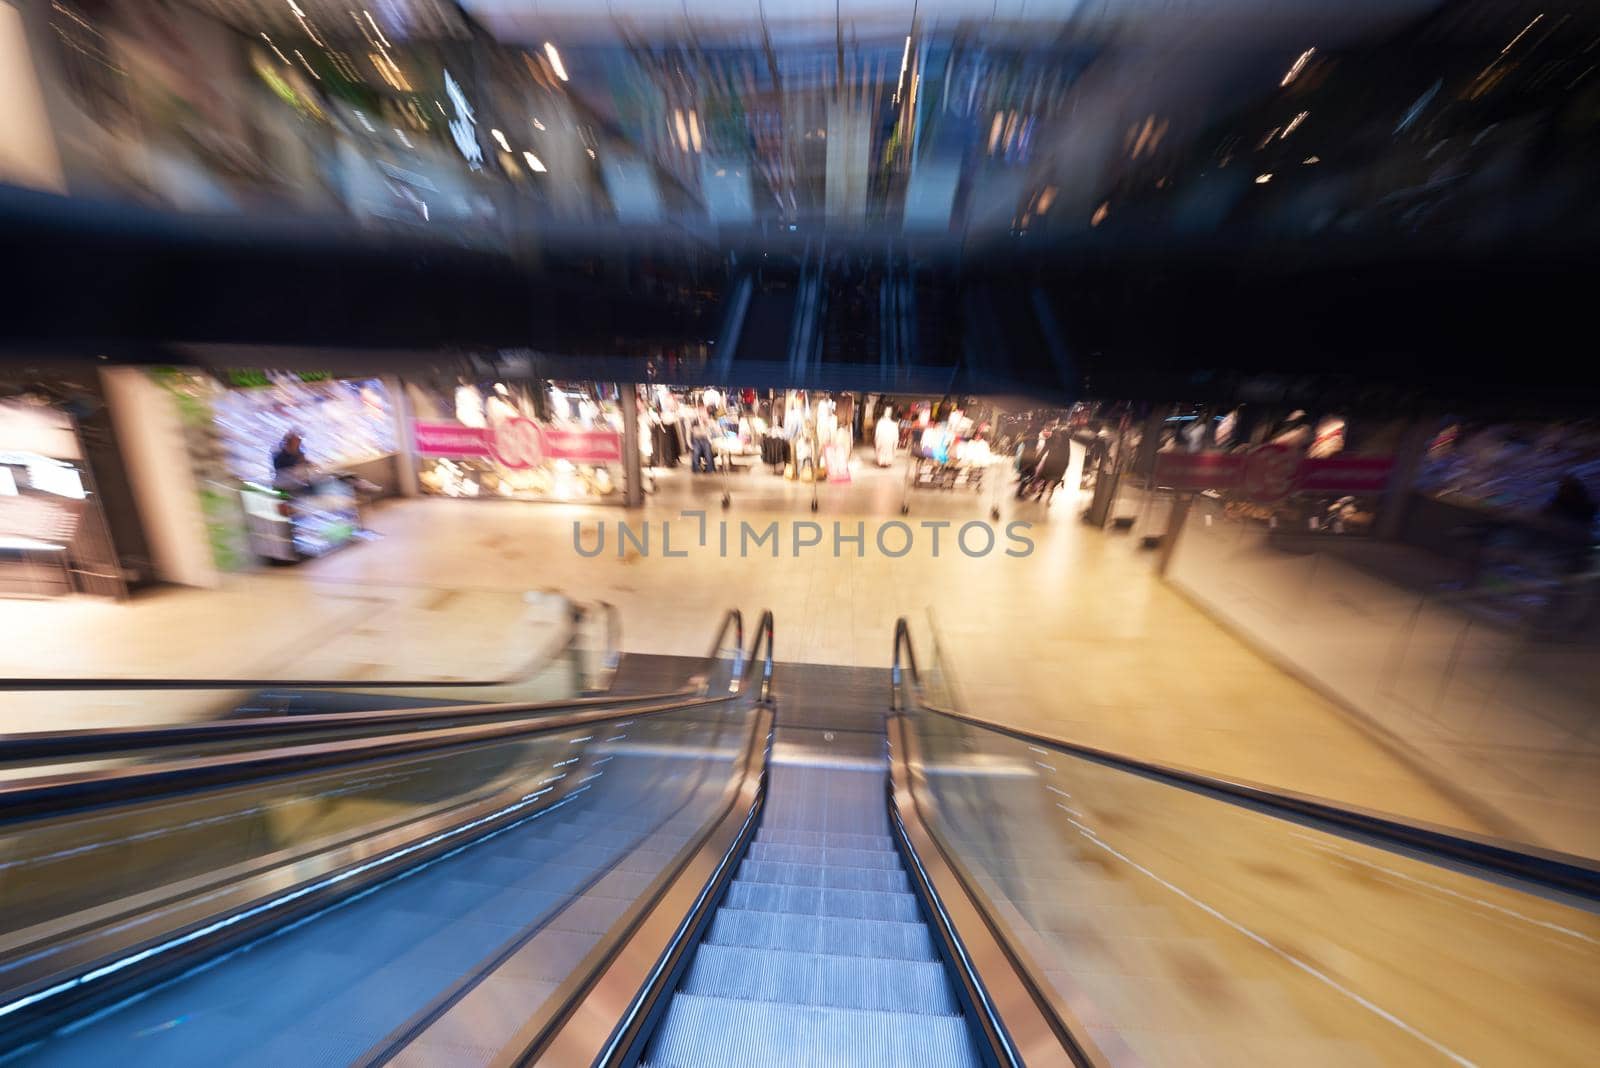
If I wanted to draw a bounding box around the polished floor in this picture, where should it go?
[2,446,1595,859]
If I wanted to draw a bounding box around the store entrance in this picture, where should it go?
[638,388,1023,515]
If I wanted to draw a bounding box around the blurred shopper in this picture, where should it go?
[875,407,898,467]
[1032,434,1073,504]
[1535,474,1598,631]
[1545,475,1598,533]
[1016,426,1045,498]
[1542,474,1597,574]
[271,431,310,491]
[690,406,715,473]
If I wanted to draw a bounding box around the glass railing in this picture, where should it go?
[0,590,639,783]
[1165,495,1599,861]
[0,583,607,729]
[898,613,1600,1068]
[0,694,759,1061]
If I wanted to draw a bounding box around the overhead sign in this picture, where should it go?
[413,421,621,467]
[1154,446,1394,500]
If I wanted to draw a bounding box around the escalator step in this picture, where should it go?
[723,881,923,923]
[642,994,981,1068]
[737,859,911,893]
[707,910,938,961]
[744,842,901,870]
[755,829,896,851]
[681,944,958,1014]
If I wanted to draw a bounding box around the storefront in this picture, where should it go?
[1401,418,1599,581]
[406,378,629,503]
[210,370,399,562]
[95,365,403,577]
[0,386,132,600]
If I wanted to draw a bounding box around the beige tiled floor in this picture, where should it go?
[2,446,1592,856]
[0,579,568,730]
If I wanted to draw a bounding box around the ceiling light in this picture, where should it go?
[544,42,568,82]
[523,151,547,173]
[1281,48,1314,88]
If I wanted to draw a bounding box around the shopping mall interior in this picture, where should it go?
[2,1,1599,1065]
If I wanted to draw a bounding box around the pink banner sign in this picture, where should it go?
[544,429,624,463]
[1150,452,1245,492]
[1296,455,1397,494]
[413,422,491,458]
[412,421,622,469]
[1155,447,1395,500]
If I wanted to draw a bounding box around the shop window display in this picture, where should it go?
[1409,420,1599,584]
[212,374,396,486]
[209,373,397,562]
[410,381,626,502]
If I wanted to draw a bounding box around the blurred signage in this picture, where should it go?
[1150,452,1244,492]
[543,429,624,464]
[1155,447,1394,500]
[413,421,621,467]
[414,422,492,457]
[489,418,543,469]
[444,69,482,170]
[1294,455,1396,494]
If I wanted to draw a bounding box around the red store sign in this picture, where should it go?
[413,420,623,468]
[1154,445,1394,500]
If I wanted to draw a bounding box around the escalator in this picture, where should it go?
[2,615,1597,1066]
[0,610,766,1063]
[640,666,984,1066]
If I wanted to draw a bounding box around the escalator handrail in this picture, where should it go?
[0,609,766,823]
[891,616,1600,900]
[0,692,730,825]
[0,607,748,766]
[886,714,1096,1068]
[0,595,591,692]
[749,609,775,704]
[0,607,774,1042]
[0,687,697,765]
[495,609,777,1067]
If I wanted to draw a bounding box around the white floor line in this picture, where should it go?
[1287,831,1598,947]
[1071,823,1477,1067]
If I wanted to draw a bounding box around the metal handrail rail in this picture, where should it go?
[500,608,777,1066]
[702,608,744,694]
[0,691,731,825]
[0,608,754,766]
[0,609,766,819]
[890,615,1600,899]
[749,609,776,704]
[0,596,590,692]
[890,614,925,713]
[0,689,697,765]
[0,642,776,1047]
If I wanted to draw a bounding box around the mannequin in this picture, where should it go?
[827,426,853,482]
[875,407,897,467]
[816,395,837,445]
